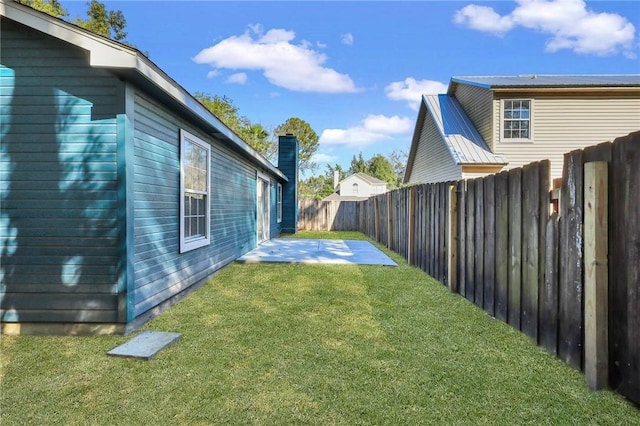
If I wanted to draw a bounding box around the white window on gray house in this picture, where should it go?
[502,99,532,141]
[353,183,359,194]
[277,183,282,223]
[180,129,211,253]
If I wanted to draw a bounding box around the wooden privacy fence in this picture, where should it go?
[298,199,358,231]
[298,132,639,404]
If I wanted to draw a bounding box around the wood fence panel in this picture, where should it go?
[440,183,448,283]
[429,184,436,277]
[559,149,584,371]
[541,213,559,355]
[508,168,522,330]
[609,132,640,404]
[435,183,442,279]
[421,185,429,273]
[474,179,485,306]
[415,186,424,271]
[448,184,458,292]
[538,161,550,339]
[483,175,496,316]
[465,180,476,302]
[456,181,467,297]
[522,162,540,341]
[494,171,509,322]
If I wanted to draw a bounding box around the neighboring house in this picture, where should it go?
[0,1,298,334]
[323,172,387,201]
[404,74,640,184]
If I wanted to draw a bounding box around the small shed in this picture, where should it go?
[0,1,298,334]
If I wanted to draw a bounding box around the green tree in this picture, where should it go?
[21,0,127,41]
[72,0,127,41]
[367,154,398,189]
[239,123,272,159]
[298,164,345,200]
[274,118,319,174]
[388,149,408,185]
[349,152,368,174]
[194,93,274,158]
[299,175,331,200]
[19,0,67,18]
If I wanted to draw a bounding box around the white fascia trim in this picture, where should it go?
[2,1,137,68]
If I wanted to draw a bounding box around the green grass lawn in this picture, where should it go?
[2,231,638,425]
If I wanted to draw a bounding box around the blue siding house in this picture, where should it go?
[0,1,298,334]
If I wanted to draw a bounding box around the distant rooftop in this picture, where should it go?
[450,74,640,90]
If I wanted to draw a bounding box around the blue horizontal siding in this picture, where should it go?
[0,19,124,324]
[131,92,262,317]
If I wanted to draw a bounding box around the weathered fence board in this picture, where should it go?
[521,162,540,341]
[483,175,496,316]
[508,168,522,330]
[559,149,584,371]
[538,160,550,342]
[609,132,640,404]
[456,181,467,297]
[474,179,485,307]
[494,171,509,322]
[465,180,476,302]
[541,213,559,355]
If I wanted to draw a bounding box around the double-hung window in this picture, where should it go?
[502,99,532,141]
[180,130,211,253]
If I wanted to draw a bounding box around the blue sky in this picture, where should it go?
[65,1,640,176]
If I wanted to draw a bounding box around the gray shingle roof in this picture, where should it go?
[423,95,508,165]
[351,172,387,185]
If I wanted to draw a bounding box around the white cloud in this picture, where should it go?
[227,72,248,84]
[193,26,359,93]
[454,4,515,35]
[454,0,636,57]
[206,70,220,79]
[385,78,448,110]
[312,153,339,164]
[341,33,354,46]
[319,114,413,148]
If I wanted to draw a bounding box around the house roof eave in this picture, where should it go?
[1,0,287,182]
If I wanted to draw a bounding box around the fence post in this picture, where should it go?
[584,161,609,390]
[447,184,458,292]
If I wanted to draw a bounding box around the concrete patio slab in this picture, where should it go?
[107,331,181,360]
[237,239,397,266]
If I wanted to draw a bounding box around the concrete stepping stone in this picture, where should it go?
[107,331,181,360]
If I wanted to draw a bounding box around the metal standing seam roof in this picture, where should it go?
[450,74,640,90]
[423,95,508,165]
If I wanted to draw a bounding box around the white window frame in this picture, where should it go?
[256,171,271,243]
[179,129,211,253]
[500,99,534,143]
[352,182,359,194]
[277,183,283,223]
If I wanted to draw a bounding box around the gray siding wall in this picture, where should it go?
[132,92,263,317]
[1,19,124,323]
[453,84,494,151]
[407,109,461,184]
